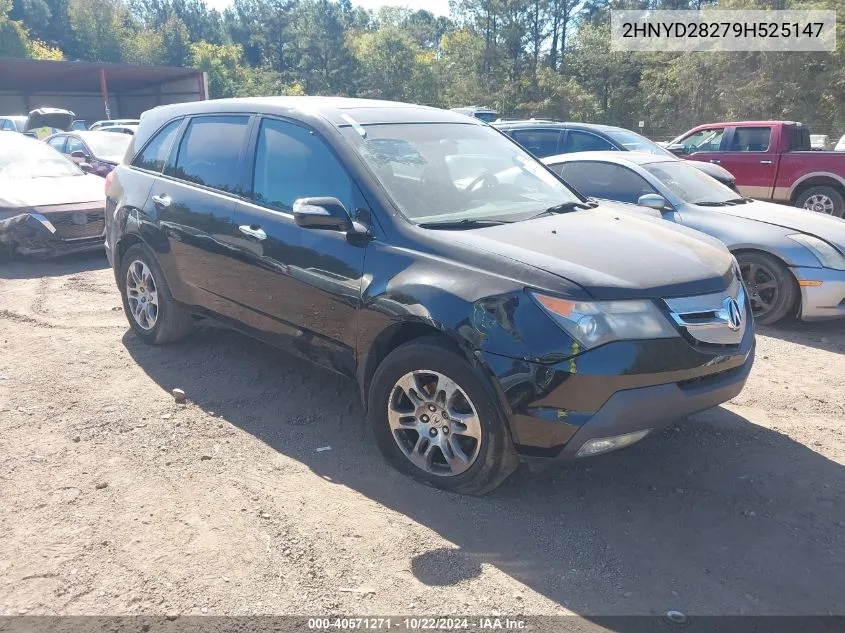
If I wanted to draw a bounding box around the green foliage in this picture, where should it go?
[3,0,845,138]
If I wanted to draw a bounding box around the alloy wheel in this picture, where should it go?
[803,193,835,215]
[387,370,482,477]
[740,261,779,318]
[125,260,159,330]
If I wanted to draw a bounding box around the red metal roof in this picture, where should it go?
[0,57,201,93]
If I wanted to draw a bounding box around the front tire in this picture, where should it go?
[736,251,798,325]
[795,186,844,218]
[119,243,193,344]
[368,337,518,495]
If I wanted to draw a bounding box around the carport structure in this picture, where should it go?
[0,58,207,124]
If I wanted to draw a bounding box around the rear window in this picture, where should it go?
[729,127,772,152]
[132,119,183,172]
[167,116,250,194]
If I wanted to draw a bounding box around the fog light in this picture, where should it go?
[575,429,652,457]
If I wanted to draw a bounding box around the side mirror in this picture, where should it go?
[22,131,37,138]
[637,193,670,211]
[79,162,94,174]
[70,150,89,161]
[667,144,689,156]
[293,197,353,232]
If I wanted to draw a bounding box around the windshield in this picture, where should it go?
[605,129,674,157]
[644,160,738,205]
[342,123,580,224]
[85,133,132,160]
[0,139,82,180]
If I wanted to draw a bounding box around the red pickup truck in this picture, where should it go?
[668,121,845,218]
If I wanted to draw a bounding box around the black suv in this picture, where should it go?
[494,120,738,190]
[105,98,754,494]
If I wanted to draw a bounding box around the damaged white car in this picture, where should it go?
[0,133,106,261]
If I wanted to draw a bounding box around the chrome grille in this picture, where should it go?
[663,275,748,346]
[49,211,105,240]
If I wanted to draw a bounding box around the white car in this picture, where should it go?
[88,119,140,131]
[835,134,845,152]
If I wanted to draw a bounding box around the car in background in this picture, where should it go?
[0,115,27,133]
[666,121,845,217]
[71,120,88,131]
[450,106,499,123]
[103,125,137,135]
[89,118,140,131]
[105,96,753,494]
[835,134,845,152]
[45,130,132,177]
[810,134,832,150]
[543,151,845,324]
[493,120,738,190]
[0,134,106,260]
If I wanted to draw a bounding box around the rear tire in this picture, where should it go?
[736,251,798,325]
[368,336,518,495]
[795,186,844,218]
[119,243,193,344]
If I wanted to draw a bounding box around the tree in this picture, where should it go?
[289,0,356,95]
[67,0,127,62]
[0,0,29,57]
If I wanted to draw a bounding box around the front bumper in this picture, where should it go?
[481,325,755,460]
[0,205,105,258]
[791,266,845,321]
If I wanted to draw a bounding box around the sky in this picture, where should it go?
[202,0,451,17]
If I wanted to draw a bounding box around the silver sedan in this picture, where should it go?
[543,151,845,324]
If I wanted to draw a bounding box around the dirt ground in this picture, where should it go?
[1,252,843,620]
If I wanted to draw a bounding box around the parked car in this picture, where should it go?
[89,118,141,131]
[493,120,738,190]
[0,134,106,260]
[71,120,88,131]
[450,106,499,123]
[810,134,832,151]
[105,97,753,494]
[45,130,132,177]
[667,121,845,217]
[543,151,845,324]
[0,115,27,132]
[104,125,137,135]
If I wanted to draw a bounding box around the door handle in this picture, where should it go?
[709,159,721,164]
[760,160,773,165]
[151,194,171,208]
[239,225,267,241]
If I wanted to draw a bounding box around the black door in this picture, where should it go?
[145,114,253,318]
[228,117,369,376]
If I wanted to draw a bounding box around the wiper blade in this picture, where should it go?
[724,198,751,205]
[525,200,595,221]
[417,218,511,229]
[695,201,729,207]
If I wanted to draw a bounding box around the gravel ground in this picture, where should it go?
[1,252,843,619]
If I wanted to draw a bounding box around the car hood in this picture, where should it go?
[709,200,845,248]
[449,206,734,299]
[0,174,104,213]
[686,160,735,184]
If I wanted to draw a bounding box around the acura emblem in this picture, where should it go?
[723,297,742,331]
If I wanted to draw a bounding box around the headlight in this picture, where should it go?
[531,292,679,349]
[788,234,845,270]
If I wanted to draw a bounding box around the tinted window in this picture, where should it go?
[730,127,771,152]
[47,136,66,152]
[511,129,561,157]
[133,119,182,172]
[556,162,656,204]
[1,119,14,131]
[679,127,724,153]
[563,131,615,153]
[253,118,353,212]
[66,136,86,155]
[169,116,249,194]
